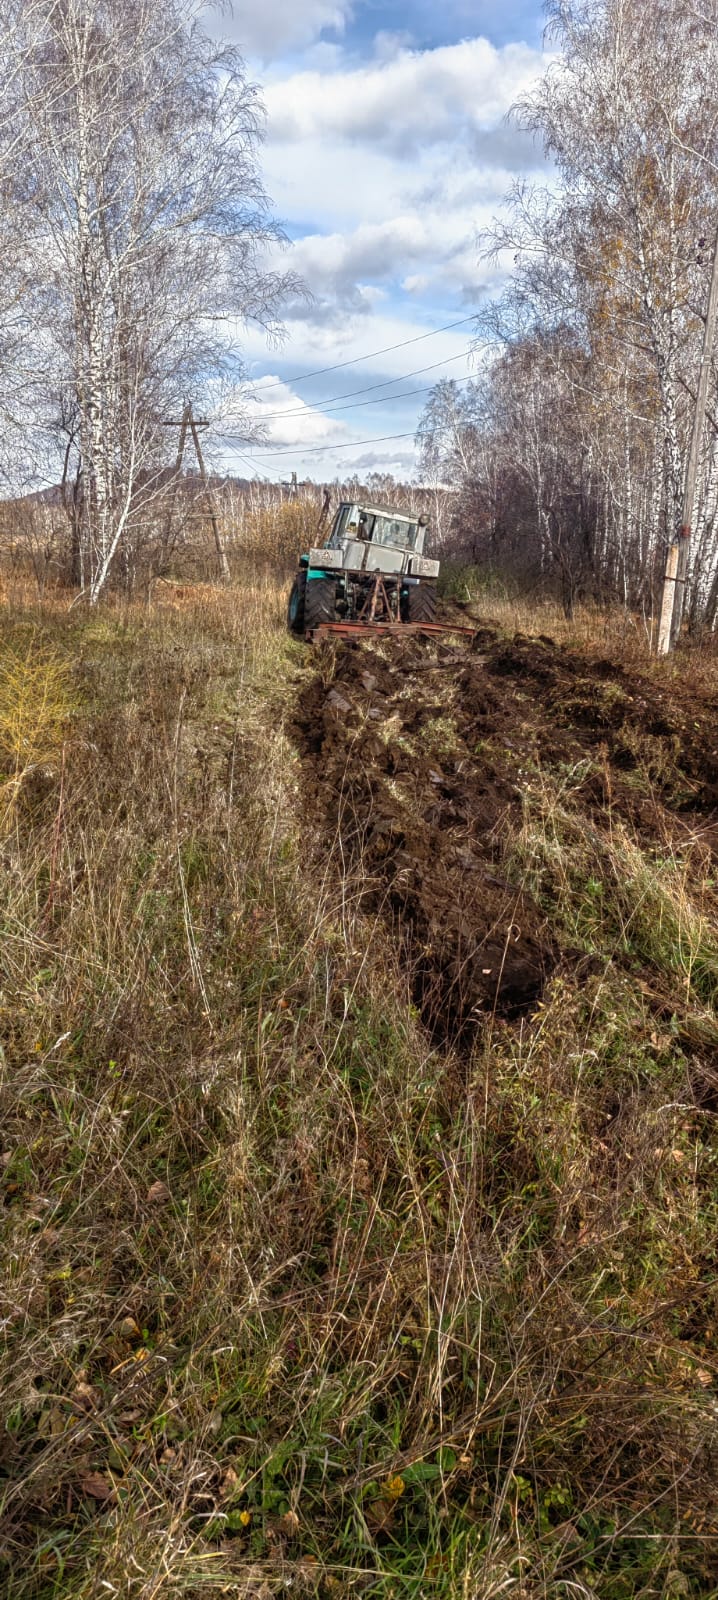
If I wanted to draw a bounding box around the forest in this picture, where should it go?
[417,0,718,641]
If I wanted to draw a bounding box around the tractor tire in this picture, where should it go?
[404,582,437,624]
[304,575,337,630]
[287,571,307,634]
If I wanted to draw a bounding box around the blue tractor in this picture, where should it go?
[287,500,440,638]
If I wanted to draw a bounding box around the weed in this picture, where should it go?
[1,572,718,1598]
[0,636,73,832]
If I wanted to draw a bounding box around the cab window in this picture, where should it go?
[371,516,418,550]
[328,505,352,547]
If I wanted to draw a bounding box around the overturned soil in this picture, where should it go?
[293,621,718,1041]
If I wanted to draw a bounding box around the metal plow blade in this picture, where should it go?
[305,620,478,642]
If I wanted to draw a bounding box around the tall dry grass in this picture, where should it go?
[0,568,717,1598]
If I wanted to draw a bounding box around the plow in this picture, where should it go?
[287,498,475,643]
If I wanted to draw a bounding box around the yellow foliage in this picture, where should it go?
[0,639,72,828]
[230,499,322,573]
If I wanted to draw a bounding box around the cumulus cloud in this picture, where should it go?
[349,449,417,470]
[276,206,507,317]
[205,16,551,481]
[243,376,352,448]
[263,36,546,156]
[290,218,432,292]
[210,0,353,60]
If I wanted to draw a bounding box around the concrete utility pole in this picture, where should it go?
[658,227,718,654]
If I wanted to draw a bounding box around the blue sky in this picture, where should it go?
[208,0,548,481]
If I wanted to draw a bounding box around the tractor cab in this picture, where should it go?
[327,503,427,557]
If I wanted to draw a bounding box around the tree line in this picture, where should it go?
[0,0,296,600]
[419,0,718,632]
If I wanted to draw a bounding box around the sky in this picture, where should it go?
[207,1,548,483]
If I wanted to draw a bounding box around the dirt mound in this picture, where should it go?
[293,625,718,1042]
[294,637,556,1037]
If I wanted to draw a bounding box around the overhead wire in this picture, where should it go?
[223,372,476,447]
[237,430,418,459]
[241,348,479,422]
[253,314,478,391]
[230,450,286,481]
[222,323,482,468]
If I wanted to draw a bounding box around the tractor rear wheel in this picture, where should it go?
[287,572,307,634]
[404,582,437,624]
[304,576,337,630]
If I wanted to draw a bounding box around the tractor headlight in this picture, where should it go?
[309,547,343,568]
[410,555,440,577]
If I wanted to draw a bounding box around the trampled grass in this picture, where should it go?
[1,574,718,1598]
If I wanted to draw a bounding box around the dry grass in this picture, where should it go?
[0,639,73,833]
[451,571,718,689]
[1,563,718,1598]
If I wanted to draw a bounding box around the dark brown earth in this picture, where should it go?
[293,622,718,1041]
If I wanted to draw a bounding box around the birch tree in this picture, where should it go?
[478,0,718,626]
[16,0,297,599]
[0,2,63,487]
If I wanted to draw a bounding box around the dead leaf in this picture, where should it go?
[80,1472,115,1503]
[365,1497,396,1535]
[551,1519,582,1548]
[119,1315,141,1340]
[354,1157,371,1196]
[221,1465,240,1498]
[696,1368,713,1387]
[326,690,351,713]
[72,1381,99,1413]
[279,1509,300,1536]
[37,1405,66,1440]
[146,1180,171,1205]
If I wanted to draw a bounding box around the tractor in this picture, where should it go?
[287,500,441,638]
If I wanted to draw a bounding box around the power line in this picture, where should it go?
[231,450,285,482]
[248,376,464,426]
[244,349,478,422]
[220,371,474,450]
[239,430,418,460]
[253,315,478,392]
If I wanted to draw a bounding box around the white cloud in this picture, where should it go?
[202,19,551,480]
[243,375,352,448]
[271,201,511,317]
[290,217,432,289]
[209,0,353,60]
[238,310,478,384]
[263,36,546,156]
[253,34,549,321]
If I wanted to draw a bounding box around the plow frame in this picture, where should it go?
[304,619,478,642]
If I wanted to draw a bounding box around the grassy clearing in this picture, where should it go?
[1,575,718,1598]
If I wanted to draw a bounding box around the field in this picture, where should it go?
[2,564,718,1599]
